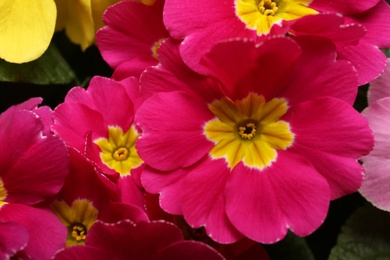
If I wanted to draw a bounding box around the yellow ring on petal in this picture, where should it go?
[204,93,294,170]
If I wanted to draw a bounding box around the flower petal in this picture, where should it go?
[0,0,56,63]
[136,91,214,171]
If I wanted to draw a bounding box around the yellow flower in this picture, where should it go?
[0,0,57,63]
[54,0,121,51]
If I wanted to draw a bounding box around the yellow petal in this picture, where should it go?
[91,0,120,33]
[55,0,94,50]
[0,0,56,63]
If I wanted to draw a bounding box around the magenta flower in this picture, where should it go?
[163,0,390,84]
[49,148,148,248]
[135,37,373,243]
[52,76,145,208]
[96,0,169,80]
[54,220,224,260]
[360,59,390,212]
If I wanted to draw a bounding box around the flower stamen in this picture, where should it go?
[71,224,87,241]
[238,122,257,140]
[258,0,278,16]
[113,147,129,161]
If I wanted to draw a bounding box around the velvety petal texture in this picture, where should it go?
[0,204,67,259]
[137,37,373,243]
[54,220,224,259]
[0,104,69,205]
[360,60,390,212]
[0,0,56,63]
[97,0,169,78]
[0,221,28,258]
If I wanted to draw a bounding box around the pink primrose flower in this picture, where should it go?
[96,0,169,80]
[54,220,224,260]
[52,76,145,208]
[360,59,390,212]
[135,37,374,243]
[49,148,148,248]
[163,0,390,84]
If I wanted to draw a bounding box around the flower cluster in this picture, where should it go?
[1,0,390,258]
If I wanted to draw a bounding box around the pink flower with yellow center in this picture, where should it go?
[135,37,373,243]
[50,148,148,248]
[96,0,169,80]
[52,76,145,208]
[163,0,390,85]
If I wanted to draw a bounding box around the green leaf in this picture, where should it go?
[0,44,76,85]
[263,232,315,260]
[329,204,390,260]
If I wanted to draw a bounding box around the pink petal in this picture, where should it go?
[0,221,28,258]
[285,97,373,199]
[360,97,390,211]
[225,152,329,244]
[142,166,188,215]
[0,204,67,259]
[348,0,390,48]
[86,76,136,130]
[53,102,106,151]
[309,0,380,15]
[199,37,301,101]
[54,246,112,260]
[157,240,224,259]
[0,109,68,205]
[337,40,387,86]
[140,38,222,102]
[181,158,243,243]
[117,175,145,209]
[97,0,168,68]
[86,220,183,258]
[290,13,365,47]
[368,58,390,105]
[283,36,359,105]
[135,91,214,171]
[58,148,121,208]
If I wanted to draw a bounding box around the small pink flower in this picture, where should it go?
[135,37,373,243]
[52,76,145,208]
[96,0,169,80]
[360,59,390,212]
[54,220,224,260]
[163,0,390,84]
[49,148,148,248]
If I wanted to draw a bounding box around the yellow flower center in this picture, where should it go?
[51,199,98,247]
[94,126,143,176]
[71,224,87,242]
[204,92,294,170]
[235,0,317,35]
[258,0,279,16]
